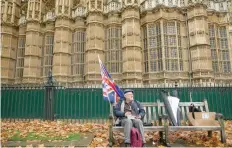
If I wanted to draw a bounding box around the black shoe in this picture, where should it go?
[125,143,130,147]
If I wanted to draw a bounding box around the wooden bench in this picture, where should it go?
[108,102,169,147]
[108,99,226,146]
[159,99,226,145]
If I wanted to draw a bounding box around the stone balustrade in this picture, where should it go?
[207,0,228,12]
[104,1,121,13]
[18,0,229,21]
[140,0,228,12]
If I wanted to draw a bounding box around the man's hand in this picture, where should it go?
[125,112,131,117]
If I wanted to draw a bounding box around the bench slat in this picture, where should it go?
[179,102,205,106]
[157,100,161,116]
[153,106,157,123]
[185,106,189,114]
[141,103,158,106]
[181,106,185,121]
[162,106,166,115]
[144,107,147,123]
[200,106,203,111]
[113,126,164,132]
[169,126,221,131]
[204,100,209,112]
[159,102,165,107]
[148,107,152,123]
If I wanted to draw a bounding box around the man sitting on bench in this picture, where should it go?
[113,89,146,147]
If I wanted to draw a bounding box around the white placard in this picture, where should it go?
[167,96,180,123]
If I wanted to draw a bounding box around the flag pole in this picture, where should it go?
[98,55,114,146]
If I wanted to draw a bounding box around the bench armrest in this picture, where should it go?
[216,113,224,120]
[109,114,114,120]
[215,113,226,143]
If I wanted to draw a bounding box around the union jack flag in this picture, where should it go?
[98,56,124,103]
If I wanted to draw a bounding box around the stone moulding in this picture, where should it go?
[122,44,141,49]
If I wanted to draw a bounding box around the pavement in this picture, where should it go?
[3,134,203,147]
[119,139,202,147]
[3,133,94,147]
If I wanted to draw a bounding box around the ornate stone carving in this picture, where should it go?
[19,16,26,25]
[72,6,86,18]
[43,11,56,22]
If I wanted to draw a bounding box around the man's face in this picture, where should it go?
[124,92,134,102]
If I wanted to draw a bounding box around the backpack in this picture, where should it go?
[189,103,201,119]
[130,127,142,147]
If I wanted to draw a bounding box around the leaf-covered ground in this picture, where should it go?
[1,120,232,147]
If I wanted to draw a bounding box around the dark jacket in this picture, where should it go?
[113,99,145,120]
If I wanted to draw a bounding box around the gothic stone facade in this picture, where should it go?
[1,0,232,86]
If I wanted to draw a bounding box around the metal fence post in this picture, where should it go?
[44,71,56,120]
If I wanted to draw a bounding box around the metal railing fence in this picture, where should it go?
[1,84,232,122]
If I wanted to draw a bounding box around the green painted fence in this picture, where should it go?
[1,87,45,119]
[1,85,232,121]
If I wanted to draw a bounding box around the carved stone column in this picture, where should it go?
[105,1,122,84]
[187,4,213,85]
[121,0,142,85]
[1,0,21,84]
[72,5,86,85]
[53,0,73,85]
[23,0,44,83]
[15,16,26,84]
[85,0,105,85]
[42,11,55,82]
